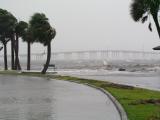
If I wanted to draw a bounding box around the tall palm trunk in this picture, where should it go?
[152,12,160,38]
[11,36,15,70]
[15,33,21,70]
[3,43,8,70]
[42,42,51,74]
[27,41,31,70]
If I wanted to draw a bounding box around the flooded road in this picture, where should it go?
[59,69,160,91]
[0,75,120,120]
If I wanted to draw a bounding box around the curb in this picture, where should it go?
[64,80,128,120]
[86,84,128,120]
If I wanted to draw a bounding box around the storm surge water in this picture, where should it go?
[0,59,160,90]
[54,60,160,91]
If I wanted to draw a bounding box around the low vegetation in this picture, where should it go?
[0,71,160,120]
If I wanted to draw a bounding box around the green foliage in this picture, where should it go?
[0,8,17,44]
[15,21,28,37]
[130,0,147,22]
[130,0,160,22]
[130,0,160,33]
[29,13,56,46]
[22,26,34,43]
[0,8,17,33]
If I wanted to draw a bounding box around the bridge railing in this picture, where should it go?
[0,50,160,62]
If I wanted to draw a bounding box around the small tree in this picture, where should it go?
[29,13,56,74]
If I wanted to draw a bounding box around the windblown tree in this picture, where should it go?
[22,25,34,70]
[29,13,56,74]
[130,0,160,38]
[0,34,10,70]
[15,21,28,70]
[0,8,17,70]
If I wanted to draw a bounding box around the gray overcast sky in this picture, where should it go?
[0,0,160,54]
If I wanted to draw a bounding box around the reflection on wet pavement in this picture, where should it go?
[0,75,120,120]
[0,76,56,120]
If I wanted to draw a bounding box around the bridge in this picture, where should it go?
[0,50,160,62]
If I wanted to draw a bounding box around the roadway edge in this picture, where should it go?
[60,79,128,120]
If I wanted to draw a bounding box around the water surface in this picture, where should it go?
[59,69,160,91]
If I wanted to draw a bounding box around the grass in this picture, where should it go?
[0,71,160,120]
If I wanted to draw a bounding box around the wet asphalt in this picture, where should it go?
[0,75,120,120]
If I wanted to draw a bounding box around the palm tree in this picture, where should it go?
[22,26,34,70]
[10,34,15,70]
[15,21,28,70]
[0,8,17,70]
[29,13,56,74]
[130,0,160,38]
[0,36,10,70]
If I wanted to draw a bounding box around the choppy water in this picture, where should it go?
[38,59,160,91]
[1,59,160,71]
[59,69,160,91]
[1,59,160,90]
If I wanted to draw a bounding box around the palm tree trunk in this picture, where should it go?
[152,13,160,38]
[27,41,31,70]
[15,34,21,70]
[41,42,51,74]
[4,43,8,70]
[11,36,15,70]
[17,58,21,70]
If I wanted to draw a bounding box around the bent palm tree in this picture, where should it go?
[130,0,160,38]
[29,13,56,74]
[41,28,56,74]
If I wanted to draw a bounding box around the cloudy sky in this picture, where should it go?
[0,0,160,54]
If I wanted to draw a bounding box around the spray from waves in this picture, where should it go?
[0,59,160,73]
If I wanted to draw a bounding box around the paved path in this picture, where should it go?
[0,75,120,120]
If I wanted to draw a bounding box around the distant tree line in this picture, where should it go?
[0,8,56,74]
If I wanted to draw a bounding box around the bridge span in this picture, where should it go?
[0,50,160,61]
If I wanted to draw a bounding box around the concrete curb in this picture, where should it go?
[86,84,128,120]
[64,80,128,120]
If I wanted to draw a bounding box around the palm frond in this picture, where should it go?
[130,0,148,22]
[148,22,152,32]
[141,16,148,23]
